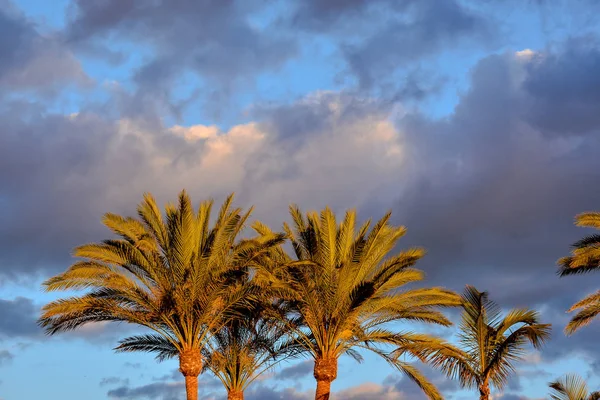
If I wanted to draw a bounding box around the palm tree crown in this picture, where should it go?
[422,286,551,400]
[549,374,600,400]
[558,212,600,334]
[39,191,285,400]
[255,205,461,400]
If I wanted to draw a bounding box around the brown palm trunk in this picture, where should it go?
[185,376,199,400]
[313,357,338,400]
[478,380,490,400]
[315,379,332,400]
[228,389,244,400]
[179,349,202,400]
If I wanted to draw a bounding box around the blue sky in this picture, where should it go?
[1,0,600,399]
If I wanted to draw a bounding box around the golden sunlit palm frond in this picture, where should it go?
[558,211,600,335]
[564,293,600,335]
[549,374,599,400]
[558,212,600,277]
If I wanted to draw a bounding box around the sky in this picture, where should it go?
[0,0,599,399]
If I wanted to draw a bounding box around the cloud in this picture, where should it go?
[0,295,139,346]
[0,91,406,280]
[522,36,600,137]
[106,375,222,400]
[2,35,600,364]
[341,0,491,89]
[1,6,600,393]
[0,350,14,366]
[107,381,186,400]
[389,47,600,287]
[244,385,312,400]
[0,2,87,90]
[100,377,130,387]
[63,0,296,111]
[380,44,600,364]
[275,360,313,380]
[56,0,496,111]
[497,395,543,400]
[0,297,39,338]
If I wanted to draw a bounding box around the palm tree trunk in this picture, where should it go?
[478,381,490,400]
[315,379,332,400]
[179,349,202,400]
[185,376,199,400]
[228,389,244,400]
[313,357,338,400]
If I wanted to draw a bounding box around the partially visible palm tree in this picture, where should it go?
[39,191,285,400]
[118,300,299,400]
[549,374,600,400]
[558,212,600,334]
[420,286,551,400]
[253,206,462,400]
[201,304,299,400]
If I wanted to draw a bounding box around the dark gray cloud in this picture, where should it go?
[286,0,493,95]
[382,44,600,362]
[0,295,139,346]
[289,0,380,31]
[389,49,600,281]
[0,108,136,278]
[275,360,313,380]
[0,2,86,90]
[63,0,296,116]
[58,0,494,108]
[152,370,181,383]
[523,36,600,136]
[342,0,491,89]
[0,89,407,280]
[0,297,39,338]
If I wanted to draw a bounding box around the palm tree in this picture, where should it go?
[118,302,298,400]
[200,304,300,400]
[253,206,462,400]
[558,212,600,334]
[549,374,600,400]
[420,286,551,400]
[118,286,300,400]
[39,191,285,400]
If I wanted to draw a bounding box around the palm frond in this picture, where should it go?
[549,374,593,400]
